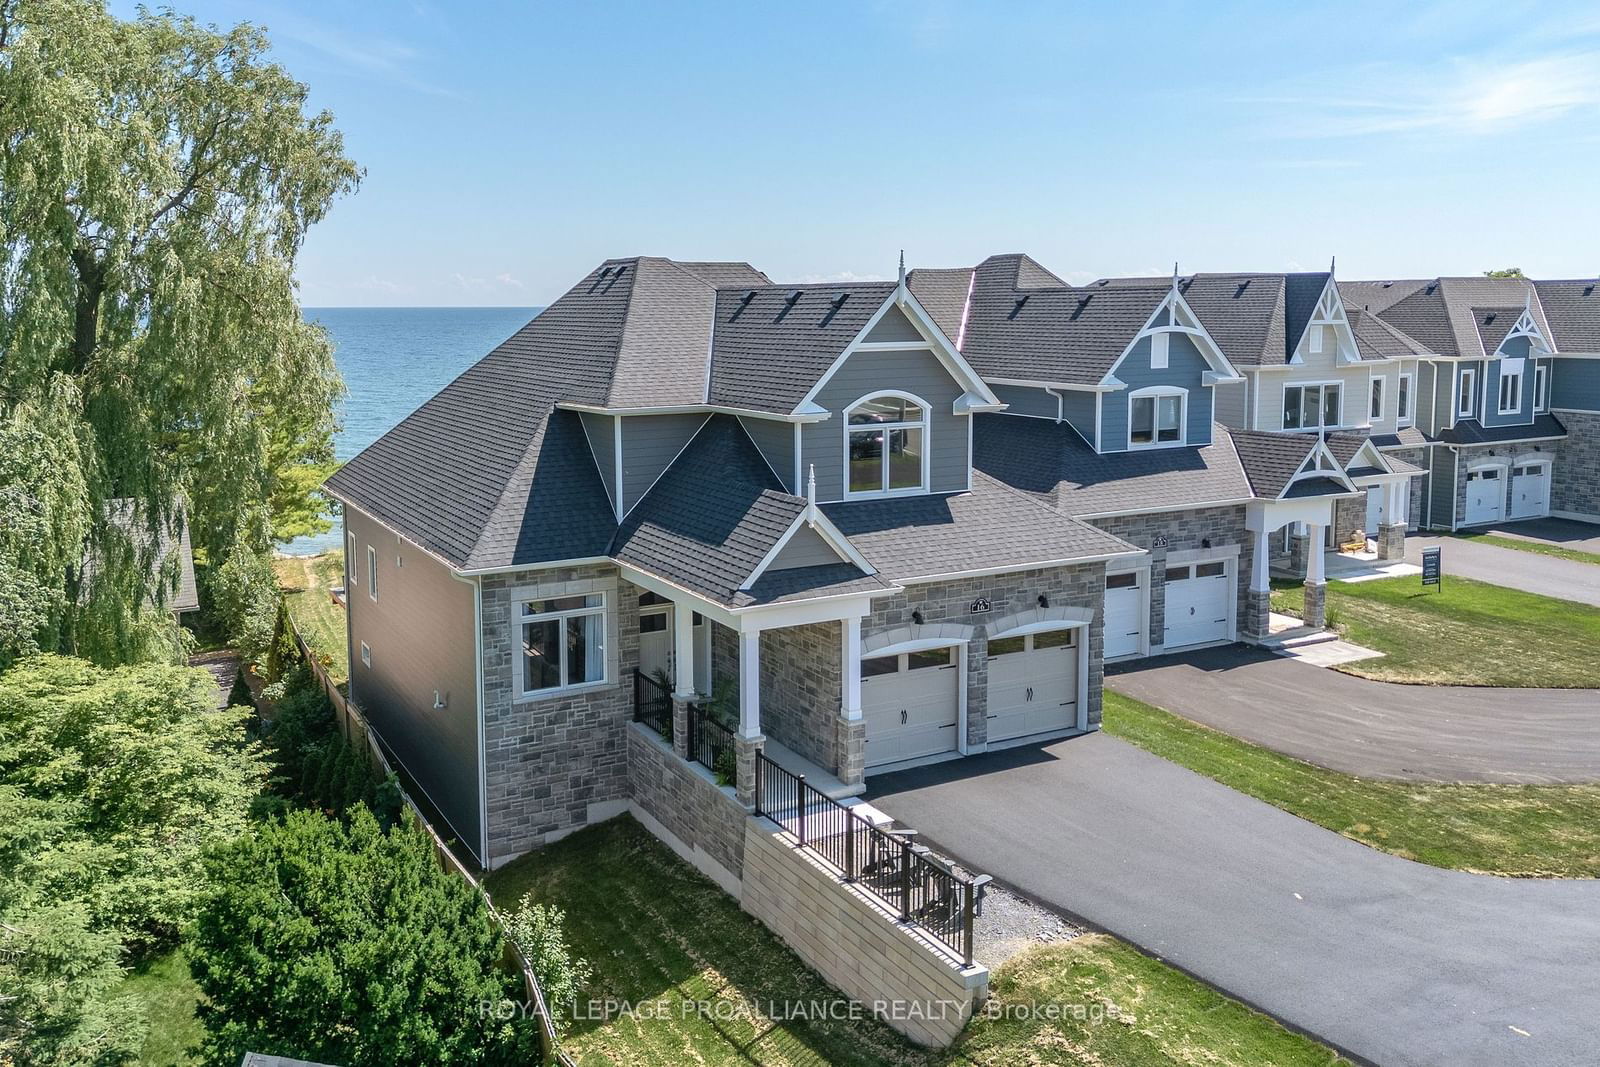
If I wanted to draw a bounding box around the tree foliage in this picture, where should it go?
[502,897,591,1035]
[0,0,359,663]
[188,807,536,1067]
[1485,267,1526,278]
[0,654,268,1064]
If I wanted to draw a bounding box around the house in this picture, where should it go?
[82,498,201,617]
[326,257,1145,870]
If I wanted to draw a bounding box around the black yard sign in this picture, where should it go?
[1421,546,1442,589]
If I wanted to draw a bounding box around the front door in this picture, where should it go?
[1365,485,1384,533]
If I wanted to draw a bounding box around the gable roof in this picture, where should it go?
[971,414,1253,517]
[1342,277,1553,359]
[1225,429,1320,498]
[1346,307,1431,359]
[905,266,975,343]
[1533,280,1600,352]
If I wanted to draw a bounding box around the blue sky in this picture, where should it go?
[117,1,1600,305]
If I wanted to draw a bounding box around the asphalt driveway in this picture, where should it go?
[1106,645,1600,784]
[1405,534,1600,607]
[867,733,1600,1067]
[1487,517,1600,554]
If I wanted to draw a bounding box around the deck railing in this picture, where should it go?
[685,703,736,785]
[631,668,673,742]
[753,752,980,967]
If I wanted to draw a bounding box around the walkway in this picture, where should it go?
[1107,645,1600,784]
[867,733,1600,1067]
[1405,535,1600,607]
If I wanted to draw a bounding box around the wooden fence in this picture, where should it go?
[290,630,574,1066]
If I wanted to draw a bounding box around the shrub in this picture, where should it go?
[503,897,591,1034]
[206,546,279,663]
[226,667,254,708]
[188,807,536,1067]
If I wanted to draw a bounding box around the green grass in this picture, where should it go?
[1103,690,1600,878]
[1269,574,1600,687]
[487,816,1342,1066]
[117,948,203,1065]
[1445,530,1600,566]
[273,550,348,684]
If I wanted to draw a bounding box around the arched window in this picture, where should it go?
[845,392,928,496]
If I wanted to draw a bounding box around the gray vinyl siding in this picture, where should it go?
[1417,363,1437,432]
[768,523,842,571]
[1482,338,1535,428]
[863,304,925,344]
[1213,377,1247,430]
[991,384,1097,446]
[1060,390,1097,446]
[345,507,482,857]
[1427,447,1458,529]
[579,412,617,512]
[620,414,708,512]
[1551,356,1600,411]
[1429,363,1454,434]
[739,415,798,492]
[1100,333,1214,451]
[804,347,968,501]
[1455,361,1484,422]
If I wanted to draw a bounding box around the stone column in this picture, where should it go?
[671,600,697,760]
[1303,523,1327,629]
[1377,522,1407,560]
[1286,528,1310,579]
[735,732,764,811]
[1243,525,1272,640]
[835,715,865,793]
[671,698,690,760]
[1376,482,1407,560]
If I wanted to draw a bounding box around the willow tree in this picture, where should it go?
[0,0,359,664]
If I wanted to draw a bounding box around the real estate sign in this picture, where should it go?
[1421,546,1442,589]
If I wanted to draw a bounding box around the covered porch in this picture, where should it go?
[1245,495,1343,638]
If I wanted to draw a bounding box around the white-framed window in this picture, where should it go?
[515,592,607,696]
[1150,332,1170,370]
[1128,387,1186,448]
[1282,383,1341,430]
[1308,324,1324,354]
[1458,366,1477,418]
[366,545,378,602]
[347,532,357,586]
[1397,372,1414,425]
[1534,362,1550,413]
[1497,362,1523,414]
[845,393,927,497]
[1369,376,1385,422]
[360,642,371,668]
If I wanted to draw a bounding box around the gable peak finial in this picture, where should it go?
[1329,254,1336,276]
[1171,261,1180,294]
[807,463,816,505]
[898,250,906,286]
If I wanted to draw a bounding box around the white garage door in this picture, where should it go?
[1464,467,1506,526]
[1104,572,1144,660]
[861,647,959,769]
[986,628,1078,743]
[1163,561,1231,651]
[1509,463,1551,520]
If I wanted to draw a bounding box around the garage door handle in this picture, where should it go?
[901,708,907,725]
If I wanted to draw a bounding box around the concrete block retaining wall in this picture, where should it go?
[625,723,746,894]
[739,821,989,1048]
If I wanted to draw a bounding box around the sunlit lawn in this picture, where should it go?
[273,550,349,684]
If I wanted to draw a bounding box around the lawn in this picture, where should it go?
[487,815,1342,1066]
[1103,690,1600,878]
[1270,574,1600,687]
[1448,530,1600,567]
[117,948,203,1065]
[273,550,349,684]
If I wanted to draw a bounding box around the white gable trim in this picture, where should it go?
[1281,436,1359,498]
[1496,308,1551,357]
[1100,287,1239,385]
[1292,277,1361,366]
[740,508,874,591]
[792,284,1003,416]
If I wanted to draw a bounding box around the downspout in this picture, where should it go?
[1043,386,1066,424]
[451,569,489,868]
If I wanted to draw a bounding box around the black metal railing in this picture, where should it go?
[685,703,737,785]
[632,668,673,743]
[753,752,981,966]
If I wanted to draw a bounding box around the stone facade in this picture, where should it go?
[1242,589,1271,640]
[626,723,746,883]
[760,622,843,772]
[1550,411,1600,520]
[1377,522,1407,559]
[1303,581,1327,629]
[1088,504,1255,653]
[479,564,639,865]
[1332,496,1366,545]
[864,562,1106,743]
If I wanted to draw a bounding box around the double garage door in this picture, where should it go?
[860,628,1081,771]
[1465,462,1551,525]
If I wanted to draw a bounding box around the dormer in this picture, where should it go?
[1292,277,1360,366]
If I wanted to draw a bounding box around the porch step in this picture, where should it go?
[1261,626,1338,649]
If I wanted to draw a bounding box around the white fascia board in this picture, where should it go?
[454,555,614,578]
[954,391,1008,414]
[897,284,1004,407]
[1202,371,1246,386]
[732,590,889,631]
[616,564,742,630]
[557,400,832,424]
[986,376,1122,393]
[893,547,1145,585]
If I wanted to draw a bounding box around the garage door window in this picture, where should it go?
[1107,572,1139,590]
[988,630,1076,657]
[986,635,1025,657]
[861,655,900,679]
[907,648,954,671]
[1195,562,1226,578]
[1166,565,1190,581]
[1032,629,1076,650]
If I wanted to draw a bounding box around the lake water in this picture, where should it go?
[284,306,542,556]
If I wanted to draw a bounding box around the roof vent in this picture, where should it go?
[831,292,849,309]
[739,290,757,307]
[1232,280,1250,299]
[775,289,803,322]
[1009,294,1030,319]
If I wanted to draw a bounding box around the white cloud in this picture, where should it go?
[494,272,525,289]
[797,270,892,284]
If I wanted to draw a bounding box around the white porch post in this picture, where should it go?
[1303,522,1328,630]
[1244,525,1272,640]
[1251,527,1271,594]
[671,601,696,700]
[841,617,862,721]
[1306,525,1326,585]
[737,629,762,740]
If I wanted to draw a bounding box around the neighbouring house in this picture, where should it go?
[81,498,201,618]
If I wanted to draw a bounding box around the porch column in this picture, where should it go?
[836,616,865,791]
[1303,522,1328,630]
[735,628,764,809]
[670,600,696,759]
[1377,482,1408,561]
[1243,526,1272,641]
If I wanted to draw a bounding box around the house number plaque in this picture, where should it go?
[1151,535,1171,548]
[970,597,992,613]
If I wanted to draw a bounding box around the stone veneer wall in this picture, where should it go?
[865,563,1105,745]
[1387,446,1429,530]
[1087,505,1253,650]
[740,822,988,1048]
[1333,497,1366,543]
[626,723,746,888]
[479,564,641,865]
[1551,411,1600,519]
[759,622,842,771]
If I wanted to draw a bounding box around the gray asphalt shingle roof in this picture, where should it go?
[706,283,897,413]
[971,414,1253,517]
[821,471,1138,582]
[1345,277,1553,360]
[1472,307,1525,357]
[86,499,199,614]
[1533,280,1600,352]
[1347,307,1431,359]
[1225,429,1318,498]
[1436,413,1567,446]
[906,266,975,343]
